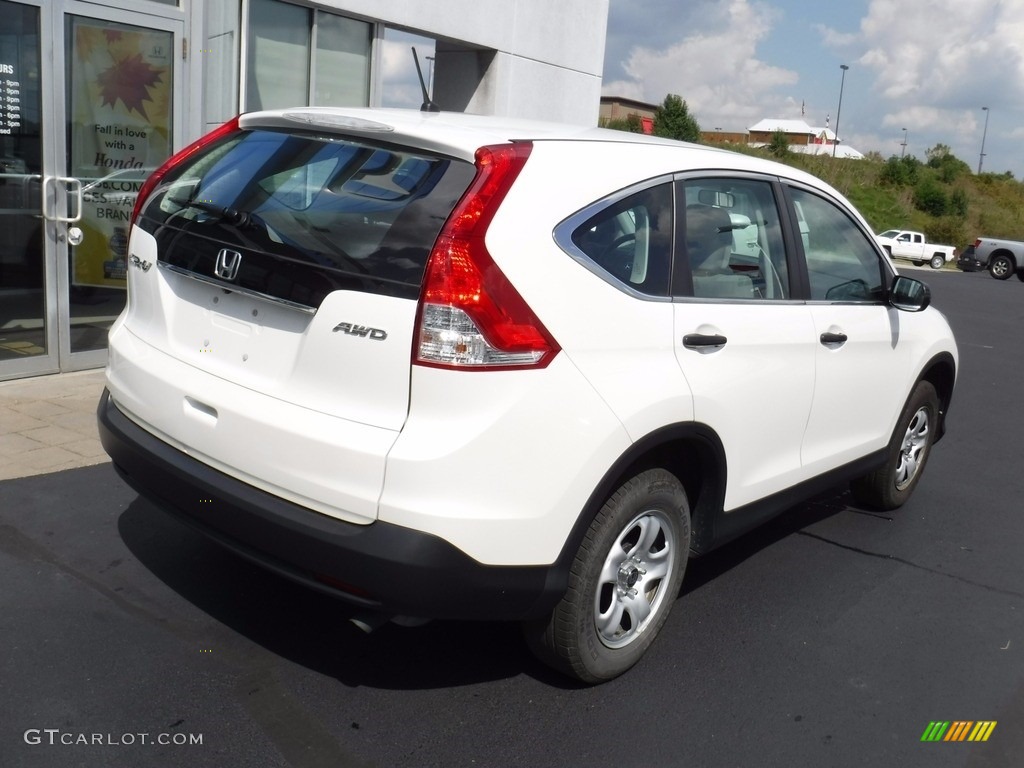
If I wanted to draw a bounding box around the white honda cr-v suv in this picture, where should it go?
[99,108,957,683]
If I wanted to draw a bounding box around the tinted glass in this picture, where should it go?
[138,129,475,305]
[680,178,789,300]
[789,187,885,302]
[571,183,673,297]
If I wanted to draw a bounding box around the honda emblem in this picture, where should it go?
[214,248,242,281]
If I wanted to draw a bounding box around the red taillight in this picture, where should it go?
[130,115,242,230]
[973,239,981,247]
[415,142,560,370]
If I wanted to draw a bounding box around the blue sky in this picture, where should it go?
[603,0,1023,177]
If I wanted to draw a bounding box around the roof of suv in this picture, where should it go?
[237,106,831,200]
[240,106,720,160]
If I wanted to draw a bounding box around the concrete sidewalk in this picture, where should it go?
[0,370,109,481]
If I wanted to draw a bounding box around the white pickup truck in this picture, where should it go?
[875,229,956,269]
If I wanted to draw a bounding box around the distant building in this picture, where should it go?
[599,97,657,134]
[747,118,864,159]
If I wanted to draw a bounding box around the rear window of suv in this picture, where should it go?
[136,129,476,305]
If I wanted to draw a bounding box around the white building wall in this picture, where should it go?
[323,0,609,124]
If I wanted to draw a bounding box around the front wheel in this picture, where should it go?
[850,381,939,510]
[912,260,924,267]
[990,254,1014,280]
[930,254,945,269]
[524,469,690,684]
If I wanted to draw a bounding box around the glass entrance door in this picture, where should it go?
[56,4,181,369]
[0,0,182,381]
[0,1,50,378]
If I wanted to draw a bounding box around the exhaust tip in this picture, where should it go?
[350,613,391,634]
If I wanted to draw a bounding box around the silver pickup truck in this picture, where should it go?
[961,236,1024,280]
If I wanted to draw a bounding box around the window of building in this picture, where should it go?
[245,0,371,112]
[314,13,371,106]
[203,0,240,129]
[379,28,436,108]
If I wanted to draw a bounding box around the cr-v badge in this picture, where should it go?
[333,322,388,341]
[214,248,242,281]
[129,254,152,271]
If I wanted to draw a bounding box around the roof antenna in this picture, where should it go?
[412,46,440,113]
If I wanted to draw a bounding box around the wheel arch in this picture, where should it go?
[990,248,1017,265]
[915,351,956,442]
[554,423,727,571]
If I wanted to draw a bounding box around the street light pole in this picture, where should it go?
[978,106,990,174]
[901,127,908,158]
[832,64,849,158]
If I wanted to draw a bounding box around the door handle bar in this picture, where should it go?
[41,175,83,223]
[683,333,728,349]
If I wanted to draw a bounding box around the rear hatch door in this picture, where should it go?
[130,119,476,429]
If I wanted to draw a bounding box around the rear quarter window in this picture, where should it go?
[565,182,674,297]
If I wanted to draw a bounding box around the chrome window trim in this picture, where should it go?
[553,174,676,303]
[157,261,318,314]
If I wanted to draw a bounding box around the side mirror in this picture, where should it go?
[889,275,931,312]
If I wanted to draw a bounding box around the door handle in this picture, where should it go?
[41,176,83,223]
[683,333,728,349]
[819,331,848,346]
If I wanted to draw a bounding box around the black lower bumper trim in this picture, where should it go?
[97,389,566,620]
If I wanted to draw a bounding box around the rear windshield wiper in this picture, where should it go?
[174,197,260,228]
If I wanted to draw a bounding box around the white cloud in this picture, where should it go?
[603,0,798,127]
[857,0,1019,105]
[841,0,1024,169]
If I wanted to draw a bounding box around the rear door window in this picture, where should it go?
[137,129,475,306]
[677,178,790,300]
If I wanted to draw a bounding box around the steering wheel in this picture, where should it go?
[598,233,637,278]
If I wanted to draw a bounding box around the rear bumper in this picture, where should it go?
[97,388,566,620]
[956,254,985,272]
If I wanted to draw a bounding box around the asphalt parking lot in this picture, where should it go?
[2,268,1022,768]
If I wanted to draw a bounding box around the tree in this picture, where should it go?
[880,154,921,186]
[926,143,970,183]
[768,129,791,157]
[913,177,948,216]
[652,94,701,142]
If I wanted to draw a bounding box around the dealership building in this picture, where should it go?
[0,0,608,381]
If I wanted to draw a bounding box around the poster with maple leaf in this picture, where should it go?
[69,17,173,288]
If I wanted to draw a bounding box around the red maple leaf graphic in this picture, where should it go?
[104,30,123,44]
[96,53,163,119]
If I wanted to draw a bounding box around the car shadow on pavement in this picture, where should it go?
[117,496,562,689]
[679,486,877,596]
[117,486,864,691]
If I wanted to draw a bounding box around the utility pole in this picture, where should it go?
[832,65,849,158]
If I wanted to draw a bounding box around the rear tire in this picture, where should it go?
[990,254,1014,280]
[930,254,945,269]
[524,469,690,684]
[851,381,939,510]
